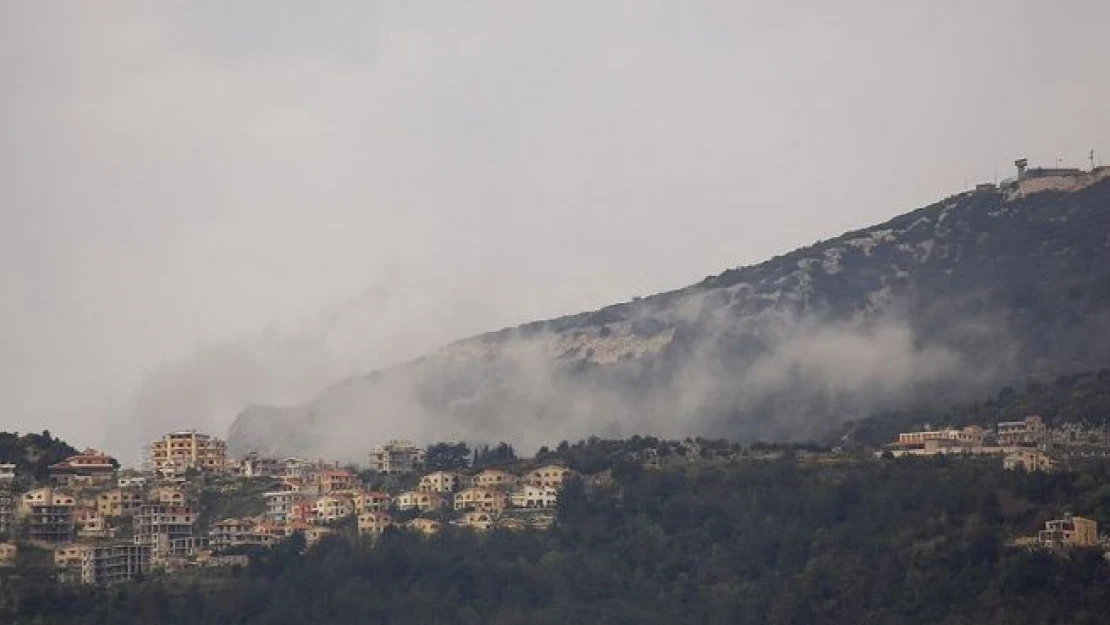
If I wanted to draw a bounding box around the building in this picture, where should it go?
[404,518,441,535]
[368,440,425,475]
[455,511,495,531]
[21,488,76,544]
[1038,514,1098,548]
[453,487,506,513]
[353,491,392,513]
[134,489,196,558]
[117,475,148,489]
[0,464,15,536]
[357,511,394,536]
[418,470,462,494]
[472,469,517,490]
[0,542,16,567]
[997,416,1048,447]
[48,449,117,486]
[234,453,284,478]
[97,489,145,517]
[511,485,558,509]
[209,517,264,550]
[263,490,309,523]
[319,469,357,494]
[148,430,228,476]
[394,490,443,512]
[896,426,986,447]
[312,495,355,523]
[527,465,576,490]
[303,526,333,547]
[81,542,150,585]
[1004,449,1055,473]
[74,506,114,539]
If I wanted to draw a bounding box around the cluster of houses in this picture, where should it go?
[0,433,581,586]
[882,415,1110,472]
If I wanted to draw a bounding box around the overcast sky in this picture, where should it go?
[2,0,1108,457]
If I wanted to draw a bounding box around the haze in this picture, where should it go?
[2,1,1108,461]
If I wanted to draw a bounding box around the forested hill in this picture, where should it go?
[7,456,1110,625]
[230,172,1110,460]
[0,431,79,485]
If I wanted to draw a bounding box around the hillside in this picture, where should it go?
[229,170,1110,460]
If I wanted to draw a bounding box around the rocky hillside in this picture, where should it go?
[229,169,1110,460]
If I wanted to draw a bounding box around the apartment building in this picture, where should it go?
[997,416,1048,446]
[418,470,462,494]
[134,489,196,556]
[404,518,441,535]
[0,464,15,536]
[97,489,145,517]
[896,426,986,447]
[510,485,558,509]
[455,511,495,531]
[453,487,506,513]
[353,491,392,513]
[48,449,117,486]
[21,488,76,545]
[209,517,264,550]
[394,490,443,512]
[263,490,310,523]
[1004,449,1055,473]
[319,470,357,494]
[527,465,576,490]
[312,495,354,523]
[148,430,228,476]
[234,453,284,478]
[368,440,425,474]
[117,475,148,489]
[472,469,517,490]
[357,511,394,536]
[81,542,151,585]
[74,506,114,539]
[1038,514,1098,548]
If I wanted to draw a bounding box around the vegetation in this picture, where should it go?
[6,452,1110,624]
[0,431,79,485]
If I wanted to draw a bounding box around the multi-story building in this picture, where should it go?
[404,518,441,535]
[368,440,425,475]
[472,469,517,490]
[0,464,15,536]
[393,490,443,512]
[526,465,576,490]
[48,449,118,486]
[418,470,462,494]
[21,488,76,545]
[312,495,354,523]
[117,475,148,489]
[453,487,506,513]
[1038,514,1098,548]
[319,470,357,494]
[97,489,145,517]
[148,430,228,476]
[81,542,150,585]
[357,511,393,537]
[1003,449,1055,473]
[353,491,392,513]
[233,453,284,478]
[133,489,196,558]
[455,511,495,531]
[263,490,310,523]
[896,426,986,447]
[209,517,264,550]
[74,506,114,539]
[511,485,559,509]
[997,416,1048,447]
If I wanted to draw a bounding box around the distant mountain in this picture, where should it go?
[229,168,1110,460]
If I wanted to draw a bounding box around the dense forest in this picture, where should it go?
[0,431,79,485]
[5,453,1110,625]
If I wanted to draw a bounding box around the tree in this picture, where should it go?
[425,442,470,471]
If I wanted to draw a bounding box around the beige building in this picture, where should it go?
[48,449,117,486]
[357,511,394,536]
[997,416,1048,446]
[896,426,986,447]
[209,518,266,550]
[54,543,86,569]
[368,440,425,475]
[456,511,495,531]
[303,526,333,547]
[0,465,14,536]
[319,470,357,494]
[1038,514,1098,548]
[527,465,576,490]
[74,506,114,539]
[97,489,145,517]
[312,495,355,523]
[404,518,441,535]
[354,491,392,513]
[1004,449,1055,473]
[0,542,17,567]
[394,490,443,512]
[21,488,76,545]
[148,430,228,476]
[472,469,517,490]
[264,490,310,523]
[419,471,463,494]
[134,489,196,557]
[453,487,506,513]
[81,542,150,585]
[511,485,558,509]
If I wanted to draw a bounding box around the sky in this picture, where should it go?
[1,0,1108,460]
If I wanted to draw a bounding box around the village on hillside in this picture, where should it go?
[2,414,1109,587]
